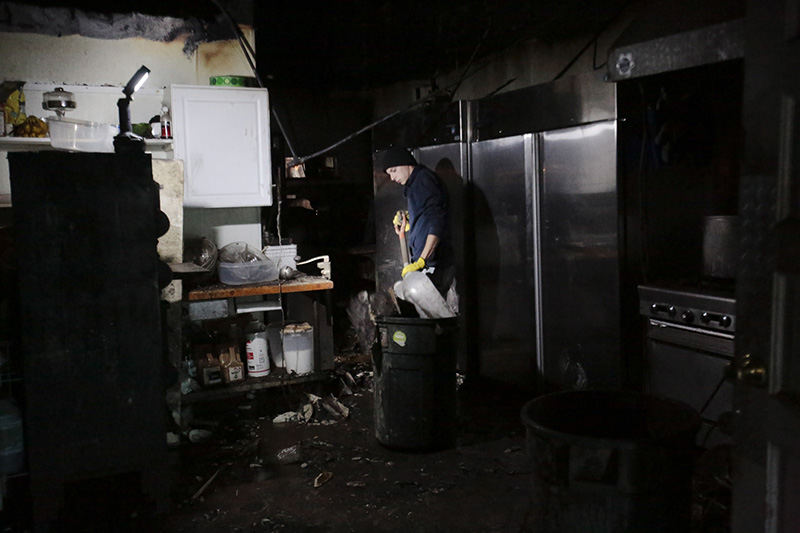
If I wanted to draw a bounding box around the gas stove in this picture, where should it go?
[638,283,736,447]
[638,284,736,334]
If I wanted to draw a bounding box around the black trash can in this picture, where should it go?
[373,316,458,450]
[521,390,700,533]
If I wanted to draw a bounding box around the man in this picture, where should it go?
[378,147,454,297]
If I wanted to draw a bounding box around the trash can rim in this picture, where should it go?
[375,315,458,327]
[520,390,701,450]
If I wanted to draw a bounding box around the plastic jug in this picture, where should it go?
[245,319,270,377]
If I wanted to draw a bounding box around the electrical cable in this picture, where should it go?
[210,0,288,324]
[552,0,631,82]
[209,0,298,161]
[552,34,599,82]
[701,424,717,448]
[448,27,491,102]
[211,0,436,172]
[699,372,727,416]
[484,77,517,98]
[698,370,729,447]
[289,109,403,167]
[593,37,608,70]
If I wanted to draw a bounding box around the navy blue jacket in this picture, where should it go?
[404,166,452,269]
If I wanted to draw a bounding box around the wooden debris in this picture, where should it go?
[313,471,333,488]
[192,467,223,500]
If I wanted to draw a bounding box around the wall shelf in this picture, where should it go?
[0,137,51,151]
[0,137,172,152]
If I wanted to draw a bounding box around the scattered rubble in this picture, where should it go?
[276,445,302,465]
[319,396,349,419]
[166,432,181,447]
[188,428,213,443]
[272,411,302,424]
[192,467,223,500]
[313,471,333,488]
[301,402,314,422]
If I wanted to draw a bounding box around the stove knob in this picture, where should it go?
[720,315,732,328]
[650,304,676,317]
[681,310,695,323]
[701,312,710,324]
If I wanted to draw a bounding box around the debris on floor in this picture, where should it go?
[153,361,537,533]
[49,358,727,533]
[275,445,302,465]
[313,471,333,488]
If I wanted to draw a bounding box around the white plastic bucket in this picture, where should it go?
[282,323,314,375]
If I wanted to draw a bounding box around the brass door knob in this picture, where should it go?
[736,353,768,387]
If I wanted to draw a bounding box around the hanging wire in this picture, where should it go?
[552,1,631,82]
[210,0,289,324]
[593,37,608,70]
[484,77,518,98]
[209,0,298,162]
[448,27,491,101]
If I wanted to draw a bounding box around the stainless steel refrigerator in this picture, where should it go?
[373,73,621,390]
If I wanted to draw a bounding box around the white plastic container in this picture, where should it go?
[245,319,270,377]
[263,244,297,270]
[0,399,24,475]
[47,117,116,153]
[282,323,314,375]
[218,258,277,285]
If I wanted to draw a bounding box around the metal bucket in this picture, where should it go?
[702,215,738,279]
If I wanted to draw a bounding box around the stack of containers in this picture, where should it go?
[263,244,298,271]
[282,323,314,375]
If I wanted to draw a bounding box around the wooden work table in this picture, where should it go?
[187,276,334,301]
[182,275,336,404]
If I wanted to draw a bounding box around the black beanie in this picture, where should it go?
[377,147,417,173]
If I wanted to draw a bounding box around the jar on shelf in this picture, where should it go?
[245,318,270,377]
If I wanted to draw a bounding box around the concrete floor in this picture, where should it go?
[8,358,730,532]
[156,369,534,532]
[57,360,531,533]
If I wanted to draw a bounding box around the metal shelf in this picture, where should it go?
[0,373,22,384]
[181,370,330,404]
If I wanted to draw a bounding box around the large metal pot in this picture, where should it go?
[702,215,738,279]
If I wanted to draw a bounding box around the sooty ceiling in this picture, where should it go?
[8,0,631,89]
[255,0,630,89]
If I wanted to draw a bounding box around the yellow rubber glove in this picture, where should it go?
[401,257,425,278]
[392,210,410,232]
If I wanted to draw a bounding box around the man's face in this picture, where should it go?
[386,165,413,185]
[386,165,414,185]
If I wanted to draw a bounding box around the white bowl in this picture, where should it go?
[47,117,116,153]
